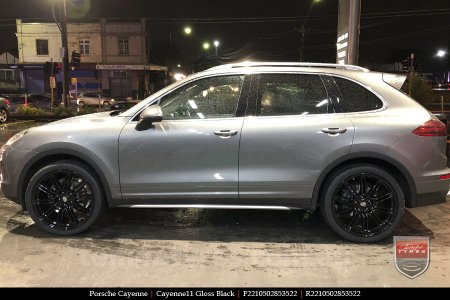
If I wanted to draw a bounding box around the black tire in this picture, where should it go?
[78,101,85,107]
[102,101,110,107]
[320,164,405,243]
[0,108,8,123]
[25,160,105,235]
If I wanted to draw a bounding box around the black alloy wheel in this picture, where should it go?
[320,164,405,243]
[25,161,104,235]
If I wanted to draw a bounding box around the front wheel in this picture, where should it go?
[320,164,405,243]
[25,161,105,235]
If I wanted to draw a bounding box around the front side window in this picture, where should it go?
[159,75,244,120]
[36,39,49,55]
[255,74,331,116]
[333,76,383,112]
[79,39,90,55]
[118,39,129,56]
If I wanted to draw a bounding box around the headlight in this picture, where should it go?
[6,129,29,146]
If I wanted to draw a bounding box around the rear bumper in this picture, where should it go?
[414,179,449,207]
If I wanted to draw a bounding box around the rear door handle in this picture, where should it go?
[322,127,347,134]
[214,129,238,138]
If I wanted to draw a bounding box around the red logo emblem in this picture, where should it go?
[394,236,430,278]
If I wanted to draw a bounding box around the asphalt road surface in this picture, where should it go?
[0,120,449,287]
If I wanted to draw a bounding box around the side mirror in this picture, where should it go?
[135,105,163,131]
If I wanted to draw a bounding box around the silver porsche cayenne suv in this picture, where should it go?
[1,62,449,242]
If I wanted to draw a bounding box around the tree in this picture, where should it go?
[402,74,432,105]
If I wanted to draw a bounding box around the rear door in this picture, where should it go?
[238,73,355,206]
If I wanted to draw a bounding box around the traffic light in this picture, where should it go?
[44,62,60,74]
[401,57,411,71]
[71,51,81,69]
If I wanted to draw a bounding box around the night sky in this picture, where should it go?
[0,0,449,72]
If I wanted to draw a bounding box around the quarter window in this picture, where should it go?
[36,39,49,55]
[159,75,244,120]
[79,39,90,55]
[333,77,383,112]
[255,74,331,116]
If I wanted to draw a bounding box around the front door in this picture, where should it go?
[119,75,247,203]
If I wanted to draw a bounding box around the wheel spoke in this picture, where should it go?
[360,175,366,195]
[370,212,382,227]
[345,213,359,232]
[42,203,59,216]
[67,207,79,225]
[373,192,393,203]
[361,214,370,233]
[374,206,392,214]
[50,175,63,192]
[63,172,73,190]
[336,205,356,217]
[55,208,66,227]
[342,181,357,197]
[72,179,87,194]
[72,201,90,214]
[368,181,382,196]
[37,184,56,196]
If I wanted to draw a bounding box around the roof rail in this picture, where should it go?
[208,62,369,72]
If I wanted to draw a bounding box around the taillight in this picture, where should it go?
[412,119,447,137]
[439,174,450,180]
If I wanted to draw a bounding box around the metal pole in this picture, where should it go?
[408,53,414,96]
[347,0,361,65]
[168,31,172,78]
[61,0,70,108]
[299,25,306,62]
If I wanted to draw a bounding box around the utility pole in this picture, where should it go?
[408,53,415,96]
[297,25,309,62]
[60,0,70,108]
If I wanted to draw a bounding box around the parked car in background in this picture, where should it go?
[77,92,116,107]
[1,94,55,112]
[108,99,141,112]
[0,96,11,123]
[1,62,449,243]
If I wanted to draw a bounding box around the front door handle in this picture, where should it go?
[214,129,238,138]
[322,127,347,134]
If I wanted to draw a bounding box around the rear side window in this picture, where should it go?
[333,77,383,112]
[256,74,331,116]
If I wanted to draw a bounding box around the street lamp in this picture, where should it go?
[169,26,192,75]
[297,0,321,62]
[203,42,210,50]
[214,40,220,58]
[436,49,447,57]
[184,26,192,35]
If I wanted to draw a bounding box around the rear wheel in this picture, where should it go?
[102,101,110,107]
[0,108,8,123]
[320,164,405,243]
[78,101,85,107]
[25,161,105,235]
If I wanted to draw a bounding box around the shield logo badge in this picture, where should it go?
[394,236,430,278]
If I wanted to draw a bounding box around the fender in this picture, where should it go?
[17,146,117,208]
[311,151,417,208]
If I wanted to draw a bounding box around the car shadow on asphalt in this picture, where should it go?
[6,207,434,245]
